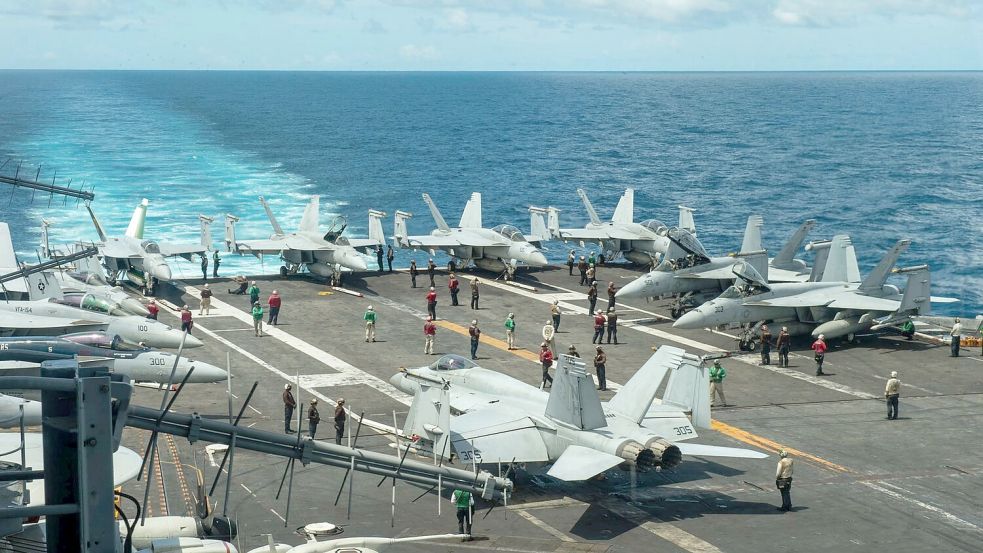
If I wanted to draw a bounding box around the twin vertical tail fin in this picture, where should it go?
[458,192,482,229]
[402,380,453,461]
[607,346,709,426]
[224,214,239,252]
[896,265,932,315]
[124,199,149,239]
[772,219,816,269]
[528,207,551,243]
[85,203,109,243]
[393,211,413,248]
[198,215,214,251]
[820,235,853,283]
[661,352,712,429]
[259,196,285,236]
[611,188,634,224]
[677,206,696,236]
[25,270,63,301]
[577,189,602,225]
[0,223,16,268]
[545,355,606,430]
[367,210,387,245]
[858,239,912,293]
[422,193,450,232]
[298,195,321,234]
[740,215,764,254]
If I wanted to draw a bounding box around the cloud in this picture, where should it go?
[444,7,474,30]
[362,17,388,33]
[399,43,440,61]
[771,0,973,27]
[0,0,158,30]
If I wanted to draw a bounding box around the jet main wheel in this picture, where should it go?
[279,266,289,277]
[739,339,757,352]
[670,307,686,319]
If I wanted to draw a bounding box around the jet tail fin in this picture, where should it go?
[545,355,606,430]
[677,206,697,236]
[367,209,387,245]
[402,380,453,462]
[458,193,482,229]
[259,196,285,236]
[858,239,911,293]
[528,207,550,243]
[896,265,932,316]
[25,270,63,301]
[740,215,764,254]
[0,223,16,268]
[735,251,770,283]
[820,235,853,283]
[198,215,214,251]
[298,195,320,234]
[547,207,560,238]
[422,194,450,232]
[38,220,52,259]
[224,214,239,252]
[611,188,634,224]
[773,219,816,269]
[85,203,108,243]
[662,352,712,429]
[806,239,831,282]
[576,189,602,225]
[608,346,689,425]
[124,199,149,239]
[394,210,412,249]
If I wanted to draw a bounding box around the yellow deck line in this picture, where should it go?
[711,420,852,474]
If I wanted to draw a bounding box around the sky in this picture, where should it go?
[1,0,982,70]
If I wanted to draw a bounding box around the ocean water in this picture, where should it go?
[0,71,980,315]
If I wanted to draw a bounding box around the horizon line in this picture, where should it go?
[2,68,982,73]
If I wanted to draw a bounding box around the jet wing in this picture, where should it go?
[234,235,333,254]
[827,295,900,312]
[674,442,769,459]
[449,405,550,464]
[345,238,383,250]
[557,228,615,242]
[157,242,208,257]
[97,240,140,259]
[547,445,624,481]
[744,289,840,308]
[768,266,811,283]
[403,234,503,249]
[675,265,737,280]
[0,311,104,331]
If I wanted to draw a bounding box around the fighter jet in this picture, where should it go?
[58,199,213,287]
[673,236,956,340]
[391,348,765,482]
[394,193,548,272]
[225,196,386,278]
[616,216,816,313]
[0,332,226,383]
[0,271,200,348]
[539,188,697,265]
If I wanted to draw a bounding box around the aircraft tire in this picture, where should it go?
[279,266,289,277]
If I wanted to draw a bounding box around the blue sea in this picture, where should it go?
[0,71,980,316]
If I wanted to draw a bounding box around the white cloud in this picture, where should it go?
[445,7,472,29]
[399,43,440,61]
[771,0,973,27]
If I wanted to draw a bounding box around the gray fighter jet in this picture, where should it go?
[391,348,765,482]
[0,332,226,383]
[539,188,697,265]
[0,271,200,348]
[225,196,387,278]
[674,236,957,340]
[62,199,213,286]
[616,216,816,312]
[394,193,548,272]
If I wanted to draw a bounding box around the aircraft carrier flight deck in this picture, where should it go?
[113,263,983,553]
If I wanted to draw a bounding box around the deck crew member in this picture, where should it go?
[448,273,460,306]
[900,320,915,340]
[409,260,419,288]
[308,399,320,439]
[147,299,159,320]
[469,320,481,360]
[376,245,385,272]
[451,488,475,541]
[364,305,377,342]
[247,281,260,306]
[606,309,619,344]
[578,256,588,285]
[567,250,575,275]
[594,346,607,391]
[268,290,281,325]
[587,283,598,315]
[386,245,395,272]
[199,284,212,316]
[776,327,791,367]
[334,399,347,444]
[709,360,727,407]
[776,450,793,512]
[424,316,437,355]
[760,324,772,365]
[811,334,827,376]
[283,384,296,433]
[251,301,264,337]
[504,313,516,350]
[212,250,220,277]
[427,258,436,287]
[200,254,208,280]
[542,319,556,355]
[470,278,480,310]
[426,287,438,320]
[567,344,580,358]
[607,282,617,311]
[180,305,194,335]
[539,343,554,389]
[885,371,901,420]
[551,300,561,331]
[950,318,962,357]
[586,265,596,287]
[592,310,606,344]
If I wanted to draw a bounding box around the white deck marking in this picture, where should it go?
[869,374,941,395]
[861,481,983,532]
[513,509,576,542]
[727,353,878,399]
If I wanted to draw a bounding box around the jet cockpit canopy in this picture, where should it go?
[430,354,479,372]
[640,219,668,235]
[721,260,770,297]
[491,225,526,242]
[141,241,161,254]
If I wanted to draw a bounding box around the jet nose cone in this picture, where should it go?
[528,251,548,267]
[121,298,151,316]
[616,276,648,299]
[151,264,172,282]
[183,334,204,348]
[348,254,368,271]
[673,309,705,329]
[188,361,228,383]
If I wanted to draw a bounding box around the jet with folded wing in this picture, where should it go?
[673,236,958,340]
[225,195,386,278]
[68,199,213,285]
[390,348,766,482]
[394,192,548,272]
[616,216,818,312]
[539,188,697,265]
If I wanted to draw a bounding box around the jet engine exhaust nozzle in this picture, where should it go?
[646,438,682,469]
[616,440,658,471]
